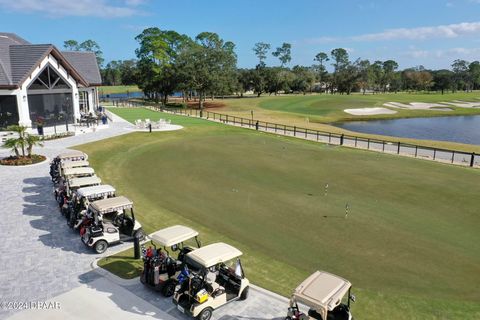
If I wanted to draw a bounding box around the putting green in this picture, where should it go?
[79,108,480,320]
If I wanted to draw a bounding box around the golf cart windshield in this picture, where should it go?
[186,242,242,268]
[150,225,199,247]
[292,271,351,315]
[76,185,116,200]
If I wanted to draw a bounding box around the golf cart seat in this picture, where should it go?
[103,222,117,234]
[205,272,225,297]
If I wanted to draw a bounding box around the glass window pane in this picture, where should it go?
[0,96,19,129]
[28,93,74,127]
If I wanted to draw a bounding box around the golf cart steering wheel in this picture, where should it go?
[113,214,124,226]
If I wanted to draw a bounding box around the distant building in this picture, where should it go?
[0,33,102,128]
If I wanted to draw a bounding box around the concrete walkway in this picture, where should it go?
[0,118,133,319]
[0,113,289,320]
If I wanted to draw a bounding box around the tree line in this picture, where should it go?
[65,31,480,107]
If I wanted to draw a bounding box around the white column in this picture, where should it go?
[72,86,80,122]
[16,89,32,127]
[87,88,95,113]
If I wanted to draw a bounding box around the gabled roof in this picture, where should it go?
[0,33,101,88]
[62,51,102,86]
[9,44,53,84]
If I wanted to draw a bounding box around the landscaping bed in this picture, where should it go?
[0,154,46,166]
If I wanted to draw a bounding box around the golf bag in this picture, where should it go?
[142,247,167,288]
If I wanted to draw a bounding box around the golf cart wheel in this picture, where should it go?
[161,279,176,297]
[240,286,249,300]
[197,307,213,320]
[94,240,108,254]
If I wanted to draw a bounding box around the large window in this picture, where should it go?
[0,96,19,129]
[28,93,74,127]
[28,65,70,91]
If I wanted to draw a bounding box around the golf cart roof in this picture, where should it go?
[187,242,242,268]
[292,271,351,312]
[58,150,87,160]
[61,160,90,169]
[76,185,116,199]
[63,167,95,176]
[90,196,133,214]
[68,176,102,188]
[150,225,199,247]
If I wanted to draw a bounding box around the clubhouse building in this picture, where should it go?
[0,33,102,128]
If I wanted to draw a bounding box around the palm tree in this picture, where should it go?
[2,138,20,157]
[25,134,43,157]
[2,125,43,158]
[6,125,28,157]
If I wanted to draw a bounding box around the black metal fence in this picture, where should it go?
[126,103,480,169]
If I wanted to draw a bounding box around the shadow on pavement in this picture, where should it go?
[22,176,92,254]
[78,269,170,320]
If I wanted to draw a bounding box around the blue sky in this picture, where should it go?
[1,0,480,70]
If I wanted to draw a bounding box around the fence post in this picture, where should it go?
[415,145,418,157]
[340,134,344,145]
[294,126,296,136]
[355,136,358,147]
[382,141,385,152]
[255,121,259,131]
[284,125,286,135]
[305,129,307,138]
[329,133,331,144]
[451,151,455,163]
[275,124,277,133]
[367,138,370,149]
[397,142,401,154]
[316,131,319,141]
[241,118,243,127]
[470,153,475,167]
[433,149,436,160]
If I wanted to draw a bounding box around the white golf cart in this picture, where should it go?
[141,225,201,297]
[173,242,249,320]
[55,167,96,200]
[59,160,90,177]
[286,271,355,320]
[56,176,102,214]
[81,196,144,254]
[50,151,88,182]
[67,184,116,228]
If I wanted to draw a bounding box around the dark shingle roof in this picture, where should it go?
[9,44,52,84]
[62,51,102,85]
[0,33,101,87]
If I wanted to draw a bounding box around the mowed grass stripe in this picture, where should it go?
[78,108,480,320]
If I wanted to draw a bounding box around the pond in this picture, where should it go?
[99,92,144,99]
[335,115,480,146]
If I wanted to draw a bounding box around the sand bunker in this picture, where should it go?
[344,107,397,115]
[441,100,480,108]
[384,102,452,111]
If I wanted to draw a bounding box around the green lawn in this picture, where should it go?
[216,92,480,153]
[220,92,480,122]
[78,108,480,320]
[97,85,141,95]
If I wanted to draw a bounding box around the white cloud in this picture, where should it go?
[0,0,146,18]
[405,47,480,60]
[306,21,480,44]
[352,21,480,41]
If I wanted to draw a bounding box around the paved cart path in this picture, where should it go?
[0,116,288,320]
